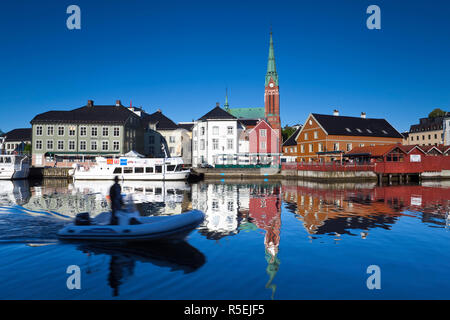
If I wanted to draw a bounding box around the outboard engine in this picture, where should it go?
[75,212,91,225]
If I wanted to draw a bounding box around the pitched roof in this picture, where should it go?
[30,104,137,125]
[142,110,178,130]
[239,119,259,128]
[177,122,194,131]
[345,144,403,157]
[228,107,265,119]
[283,127,302,147]
[311,113,403,138]
[410,116,446,133]
[199,106,237,121]
[4,128,32,142]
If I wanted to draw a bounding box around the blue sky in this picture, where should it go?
[0,0,449,133]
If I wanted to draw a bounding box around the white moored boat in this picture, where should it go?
[0,155,30,180]
[70,156,190,181]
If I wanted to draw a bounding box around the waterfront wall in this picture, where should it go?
[281,168,377,181]
[29,167,71,179]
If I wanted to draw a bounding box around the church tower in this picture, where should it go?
[264,32,281,134]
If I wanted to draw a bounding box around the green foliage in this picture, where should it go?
[428,108,447,118]
[282,125,296,142]
[23,143,32,155]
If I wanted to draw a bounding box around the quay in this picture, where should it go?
[29,167,72,179]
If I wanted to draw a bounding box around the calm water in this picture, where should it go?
[0,178,450,300]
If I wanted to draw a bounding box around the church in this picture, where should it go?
[225,32,281,137]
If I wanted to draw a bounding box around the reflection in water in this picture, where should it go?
[77,241,206,297]
[0,178,449,299]
[282,180,450,237]
[192,182,282,299]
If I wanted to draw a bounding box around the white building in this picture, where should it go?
[192,104,244,167]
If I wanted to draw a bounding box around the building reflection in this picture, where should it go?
[192,181,282,299]
[282,180,450,237]
[0,180,31,206]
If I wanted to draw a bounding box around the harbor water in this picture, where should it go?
[0,179,449,299]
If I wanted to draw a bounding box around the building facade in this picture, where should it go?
[192,104,243,167]
[295,111,404,162]
[404,116,445,146]
[30,100,144,167]
[1,128,32,155]
[248,119,280,155]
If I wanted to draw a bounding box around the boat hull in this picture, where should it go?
[72,170,190,181]
[57,210,205,242]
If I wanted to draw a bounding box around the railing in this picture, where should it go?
[282,162,375,172]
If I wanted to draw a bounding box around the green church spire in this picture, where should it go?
[224,88,230,111]
[265,31,278,86]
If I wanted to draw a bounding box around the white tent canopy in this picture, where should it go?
[124,150,145,158]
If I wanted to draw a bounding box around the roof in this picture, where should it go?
[239,119,259,128]
[410,116,445,133]
[30,104,137,125]
[177,122,194,131]
[142,110,178,130]
[227,107,265,119]
[199,106,237,121]
[4,128,32,142]
[283,127,302,147]
[345,144,403,157]
[311,113,403,138]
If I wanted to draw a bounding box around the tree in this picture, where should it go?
[428,108,447,118]
[282,125,297,142]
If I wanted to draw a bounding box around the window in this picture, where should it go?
[124,167,133,174]
[367,129,372,134]
[309,144,313,152]
[304,133,308,140]
[167,165,176,171]
[346,143,352,151]
[227,139,233,150]
[145,167,154,173]
[169,147,175,154]
[91,141,97,151]
[345,128,351,133]
[227,126,233,135]
[200,139,205,150]
[261,141,266,149]
[103,127,109,136]
[193,141,198,151]
[134,167,144,174]
[58,141,64,150]
[314,131,318,139]
[102,141,108,151]
[113,167,122,174]
[155,165,162,173]
[47,126,54,136]
[169,136,176,143]
[35,140,42,150]
[382,130,388,135]
[46,140,53,150]
[260,129,267,137]
[201,127,205,136]
[212,139,218,150]
[80,127,87,136]
[300,144,305,153]
[193,130,197,137]
[36,126,43,136]
[91,127,98,136]
[356,128,362,133]
[333,143,339,151]
[68,141,75,150]
[213,126,219,135]
[113,127,120,137]
[80,141,86,150]
[359,143,365,147]
[113,141,120,151]
[318,143,323,152]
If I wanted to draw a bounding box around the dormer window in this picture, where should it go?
[345,128,351,133]
[382,130,388,134]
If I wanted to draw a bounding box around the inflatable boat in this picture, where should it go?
[57,209,205,242]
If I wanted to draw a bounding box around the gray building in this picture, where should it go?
[30,100,144,167]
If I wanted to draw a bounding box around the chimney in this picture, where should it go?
[87,100,94,107]
[333,109,339,116]
[216,102,220,107]
[157,108,161,113]
[115,100,121,107]
[361,112,366,119]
